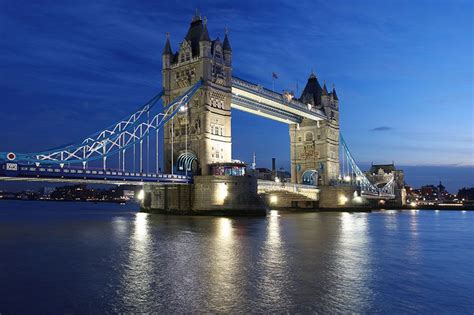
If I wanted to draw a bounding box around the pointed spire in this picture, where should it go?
[192,8,201,22]
[332,84,338,100]
[300,71,322,106]
[200,17,210,41]
[223,27,232,52]
[322,80,328,95]
[162,32,172,55]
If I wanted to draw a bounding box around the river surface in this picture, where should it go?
[0,201,473,313]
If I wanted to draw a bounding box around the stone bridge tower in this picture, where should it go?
[162,12,232,175]
[289,72,340,186]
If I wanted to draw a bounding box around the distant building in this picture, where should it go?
[247,167,291,182]
[41,187,55,198]
[247,167,273,181]
[420,181,452,201]
[122,190,135,200]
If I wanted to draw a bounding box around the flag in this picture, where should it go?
[272,72,278,79]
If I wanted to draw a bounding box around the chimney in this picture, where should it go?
[272,158,276,175]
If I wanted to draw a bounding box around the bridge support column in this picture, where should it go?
[318,186,370,209]
[162,16,233,176]
[289,118,340,186]
[141,175,266,216]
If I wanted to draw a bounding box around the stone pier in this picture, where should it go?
[318,186,371,210]
[141,175,266,216]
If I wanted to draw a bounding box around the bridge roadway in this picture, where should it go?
[231,77,327,124]
[0,163,190,186]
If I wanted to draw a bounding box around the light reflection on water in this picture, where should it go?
[0,201,473,313]
[257,210,291,309]
[332,212,372,313]
[121,213,153,311]
[206,217,240,310]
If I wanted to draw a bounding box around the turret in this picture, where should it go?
[162,33,172,69]
[162,33,172,93]
[321,80,330,107]
[332,84,339,109]
[223,28,232,66]
[322,83,339,121]
[199,17,211,58]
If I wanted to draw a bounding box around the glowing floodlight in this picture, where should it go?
[339,195,348,205]
[270,195,278,204]
[216,183,228,203]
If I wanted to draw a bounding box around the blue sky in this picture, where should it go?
[0,0,472,191]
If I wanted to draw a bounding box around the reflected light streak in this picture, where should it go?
[333,212,372,312]
[120,212,153,310]
[134,212,149,242]
[256,209,290,305]
[383,210,399,231]
[206,217,239,309]
[217,217,233,240]
[112,216,128,235]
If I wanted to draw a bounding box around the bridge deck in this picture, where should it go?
[231,77,327,123]
[0,163,190,186]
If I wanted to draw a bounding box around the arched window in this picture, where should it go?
[302,169,319,186]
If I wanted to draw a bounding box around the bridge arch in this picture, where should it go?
[302,169,319,186]
[176,152,198,174]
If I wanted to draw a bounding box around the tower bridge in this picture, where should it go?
[0,12,401,213]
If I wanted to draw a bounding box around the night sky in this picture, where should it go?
[0,0,472,191]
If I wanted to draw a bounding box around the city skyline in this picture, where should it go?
[0,0,472,191]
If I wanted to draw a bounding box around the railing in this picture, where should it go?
[0,163,191,184]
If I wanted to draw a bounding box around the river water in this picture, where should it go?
[0,200,472,313]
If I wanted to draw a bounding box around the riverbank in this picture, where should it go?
[0,197,129,204]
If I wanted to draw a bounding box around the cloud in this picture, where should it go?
[370,126,393,132]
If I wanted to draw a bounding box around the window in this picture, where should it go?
[305,132,313,142]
